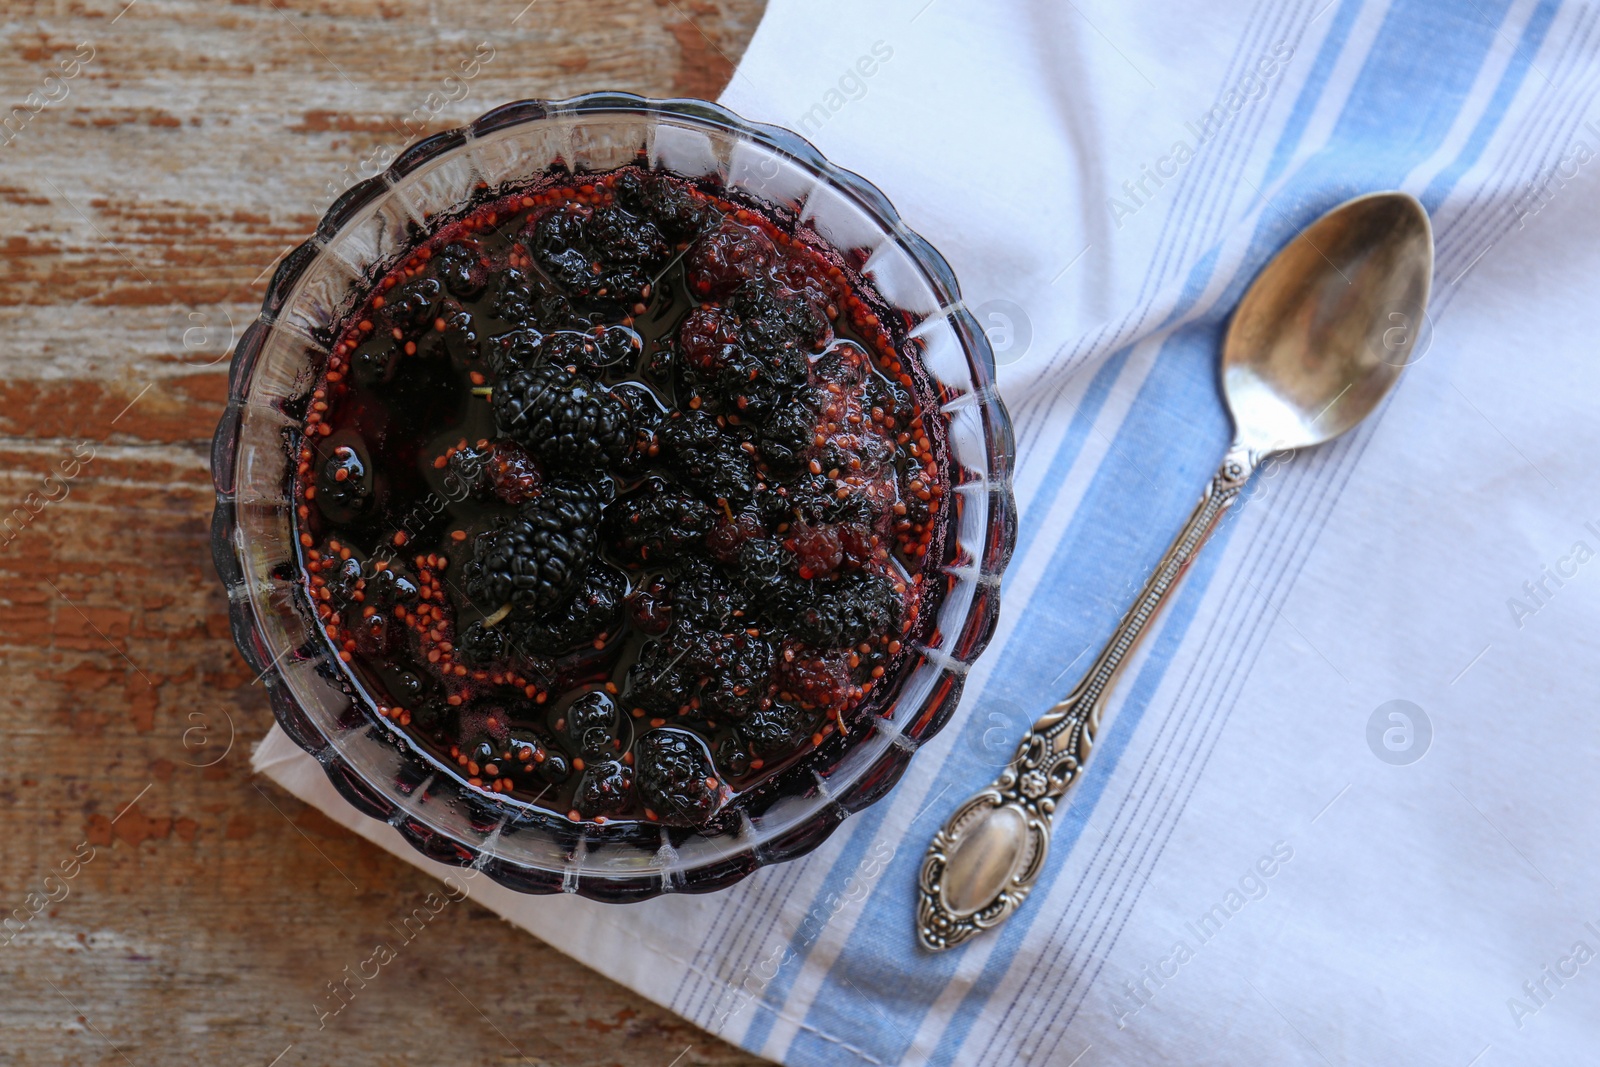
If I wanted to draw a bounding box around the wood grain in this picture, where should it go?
[0,2,772,1064]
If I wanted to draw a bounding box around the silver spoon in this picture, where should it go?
[916,191,1434,951]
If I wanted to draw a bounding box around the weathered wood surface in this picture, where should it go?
[0,2,771,1064]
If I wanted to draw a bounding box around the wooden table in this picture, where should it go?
[0,3,772,1063]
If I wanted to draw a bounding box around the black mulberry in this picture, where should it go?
[586,205,669,268]
[756,395,819,466]
[789,472,874,526]
[728,283,832,357]
[536,330,603,372]
[509,563,626,655]
[481,441,543,505]
[695,630,772,720]
[574,757,633,818]
[493,268,578,332]
[529,206,597,293]
[686,220,775,299]
[610,382,665,474]
[625,636,699,718]
[432,242,487,299]
[611,170,711,243]
[461,481,600,614]
[483,328,543,379]
[563,690,621,759]
[456,621,507,666]
[866,374,915,429]
[813,342,870,387]
[777,652,851,709]
[669,560,750,630]
[792,571,902,649]
[388,276,444,328]
[676,302,807,415]
[529,203,668,311]
[602,476,715,566]
[736,538,804,607]
[635,728,727,826]
[715,734,751,779]
[740,701,818,759]
[492,361,631,472]
[591,325,643,371]
[661,410,758,506]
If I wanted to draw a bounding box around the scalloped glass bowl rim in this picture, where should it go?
[210,93,1017,901]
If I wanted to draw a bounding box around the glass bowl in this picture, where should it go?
[210,94,1017,901]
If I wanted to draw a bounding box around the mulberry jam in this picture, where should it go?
[292,166,949,827]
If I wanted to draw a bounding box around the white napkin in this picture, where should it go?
[257,0,1600,1062]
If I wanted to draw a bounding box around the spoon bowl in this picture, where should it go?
[1224,191,1433,454]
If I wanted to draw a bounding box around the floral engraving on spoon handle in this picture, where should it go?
[916,443,1259,951]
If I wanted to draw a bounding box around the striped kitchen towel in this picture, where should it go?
[257,0,1600,1061]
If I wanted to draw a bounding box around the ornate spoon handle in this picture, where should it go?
[916,442,1259,951]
